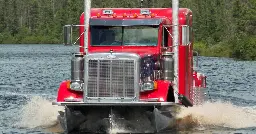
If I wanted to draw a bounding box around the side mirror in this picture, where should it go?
[193,51,199,70]
[182,25,190,46]
[63,25,72,45]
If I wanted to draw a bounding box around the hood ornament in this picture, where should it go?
[107,49,116,59]
[110,49,113,54]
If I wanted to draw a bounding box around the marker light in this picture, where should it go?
[123,13,127,18]
[154,81,158,89]
[113,13,117,18]
[151,13,155,18]
[133,13,138,18]
[67,80,71,89]
[97,13,101,18]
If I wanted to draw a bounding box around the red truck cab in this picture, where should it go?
[57,8,206,104]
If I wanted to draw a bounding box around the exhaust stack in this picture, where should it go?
[172,0,179,103]
[84,0,91,55]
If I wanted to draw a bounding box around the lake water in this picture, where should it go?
[0,44,256,134]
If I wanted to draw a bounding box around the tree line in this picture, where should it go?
[0,0,255,60]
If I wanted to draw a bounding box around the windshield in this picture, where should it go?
[90,26,158,46]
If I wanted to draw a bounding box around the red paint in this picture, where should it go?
[56,8,206,104]
[57,81,83,102]
[193,71,206,88]
[79,8,191,55]
[140,80,171,102]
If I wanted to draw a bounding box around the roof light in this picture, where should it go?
[133,13,138,18]
[97,13,101,18]
[113,13,117,18]
[151,13,155,18]
[123,13,127,18]
[141,9,150,15]
[103,9,113,15]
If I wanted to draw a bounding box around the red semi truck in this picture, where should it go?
[52,1,206,133]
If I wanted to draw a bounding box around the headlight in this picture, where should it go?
[140,55,157,92]
[141,81,154,91]
[70,81,83,91]
[140,81,157,92]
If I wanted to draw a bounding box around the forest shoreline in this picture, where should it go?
[0,0,255,60]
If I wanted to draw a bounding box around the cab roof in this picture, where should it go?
[80,8,192,25]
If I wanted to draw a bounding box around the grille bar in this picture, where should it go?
[96,61,100,97]
[84,53,140,102]
[86,59,136,99]
[110,61,112,96]
[123,61,125,97]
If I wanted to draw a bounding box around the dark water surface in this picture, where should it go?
[0,44,256,134]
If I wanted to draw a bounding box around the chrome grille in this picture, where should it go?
[86,56,137,99]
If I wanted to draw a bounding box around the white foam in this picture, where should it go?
[177,101,256,128]
[16,96,63,129]
[15,96,256,132]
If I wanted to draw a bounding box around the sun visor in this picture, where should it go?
[89,18,162,26]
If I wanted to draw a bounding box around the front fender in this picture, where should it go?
[140,80,172,102]
[57,80,83,102]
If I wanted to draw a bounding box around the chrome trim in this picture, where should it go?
[64,98,83,102]
[193,51,199,70]
[191,87,206,105]
[70,53,84,91]
[122,61,125,97]
[110,60,112,95]
[161,51,174,81]
[52,101,178,106]
[182,25,189,45]
[84,52,140,102]
[153,70,161,80]
[139,98,159,102]
[96,61,100,96]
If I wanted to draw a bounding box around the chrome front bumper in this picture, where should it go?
[52,101,178,106]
